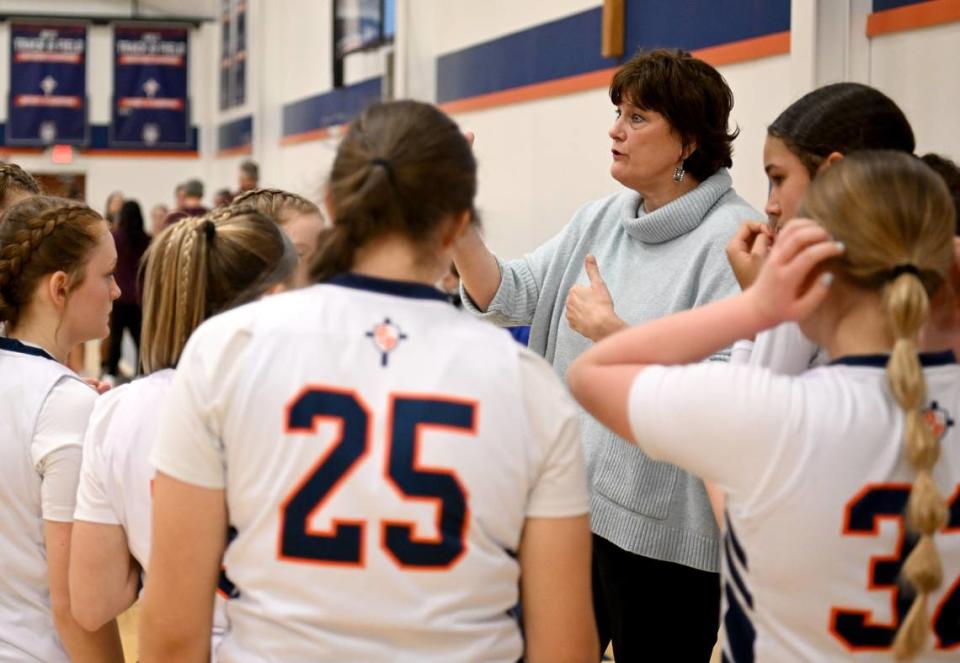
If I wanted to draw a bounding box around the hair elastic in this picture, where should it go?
[202,219,216,242]
[890,263,921,280]
[370,157,397,186]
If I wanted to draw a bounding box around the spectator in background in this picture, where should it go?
[174,182,186,210]
[238,159,259,192]
[103,200,151,383]
[103,191,124,228]
[149,204,169,237]
[164,178,208,226]
[213,187,234,208]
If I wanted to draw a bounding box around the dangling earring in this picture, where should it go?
[673,164,685,183]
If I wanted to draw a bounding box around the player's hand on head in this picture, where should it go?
[726,220,775,290]
[746,218,844,327]
[565,255,625,342]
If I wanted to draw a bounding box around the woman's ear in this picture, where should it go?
[440,210,473,249]
[818,151,845,174]
[46,271,70,311]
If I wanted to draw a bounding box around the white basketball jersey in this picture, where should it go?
[152,274,588,663]
[76,369,175,565]
[0,339,79,663]
[75,368,232,643]
[628,353,960,662]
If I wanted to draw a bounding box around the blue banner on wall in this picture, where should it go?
[7,21,88,146]
[111,24,190,148]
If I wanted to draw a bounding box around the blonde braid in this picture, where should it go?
[797,152,957,661]
[885,272,948,661]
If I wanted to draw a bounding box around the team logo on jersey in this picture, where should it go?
[924,401,955,440]
[366,318,407,367]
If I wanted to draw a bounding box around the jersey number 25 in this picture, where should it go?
[277,386,474,571]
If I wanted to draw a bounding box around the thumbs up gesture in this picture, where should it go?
[565,254,627,342]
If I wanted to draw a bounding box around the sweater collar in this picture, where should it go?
[621,169,733,244]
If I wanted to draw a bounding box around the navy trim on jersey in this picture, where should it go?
[723,516,755,662]
[830,350,956,368]
[725,512,748,567]
[724,536,753,608]
[328,273,451,303]
[724,581,756,663]
[0,336,56,361]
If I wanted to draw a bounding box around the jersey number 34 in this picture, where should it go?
[277,386,474,571]
[831,482,960,652]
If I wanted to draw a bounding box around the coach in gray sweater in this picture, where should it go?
[454,49,759,661]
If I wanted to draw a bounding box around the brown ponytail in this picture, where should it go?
[139,206,296,374]
[311,100,477,282]
[800,151,955,659]
[0,196,104,329]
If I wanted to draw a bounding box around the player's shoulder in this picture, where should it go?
[441,308,530,363]
[98,369,175,412]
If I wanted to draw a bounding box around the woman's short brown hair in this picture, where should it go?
[610,49,738,181]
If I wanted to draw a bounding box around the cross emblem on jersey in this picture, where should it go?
[365,318,407,367]
[924,401,955,440]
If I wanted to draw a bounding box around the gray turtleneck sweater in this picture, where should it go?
[462,169,758,572]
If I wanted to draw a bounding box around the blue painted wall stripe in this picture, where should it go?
[0,123,198,151]
[282,77,382,138]
[437,0,790,104]
[437,9,615,105]
[218,115,253,150]
[873,0,931,12]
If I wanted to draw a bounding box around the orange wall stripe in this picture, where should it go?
[279,126,337,146]
[0,147,44,156]
[867,0,960,37]
[438,67,617,115]
[82,149,199,158]
[693,30,790,67]
[440,31,790,116]
[215,144,253,158]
